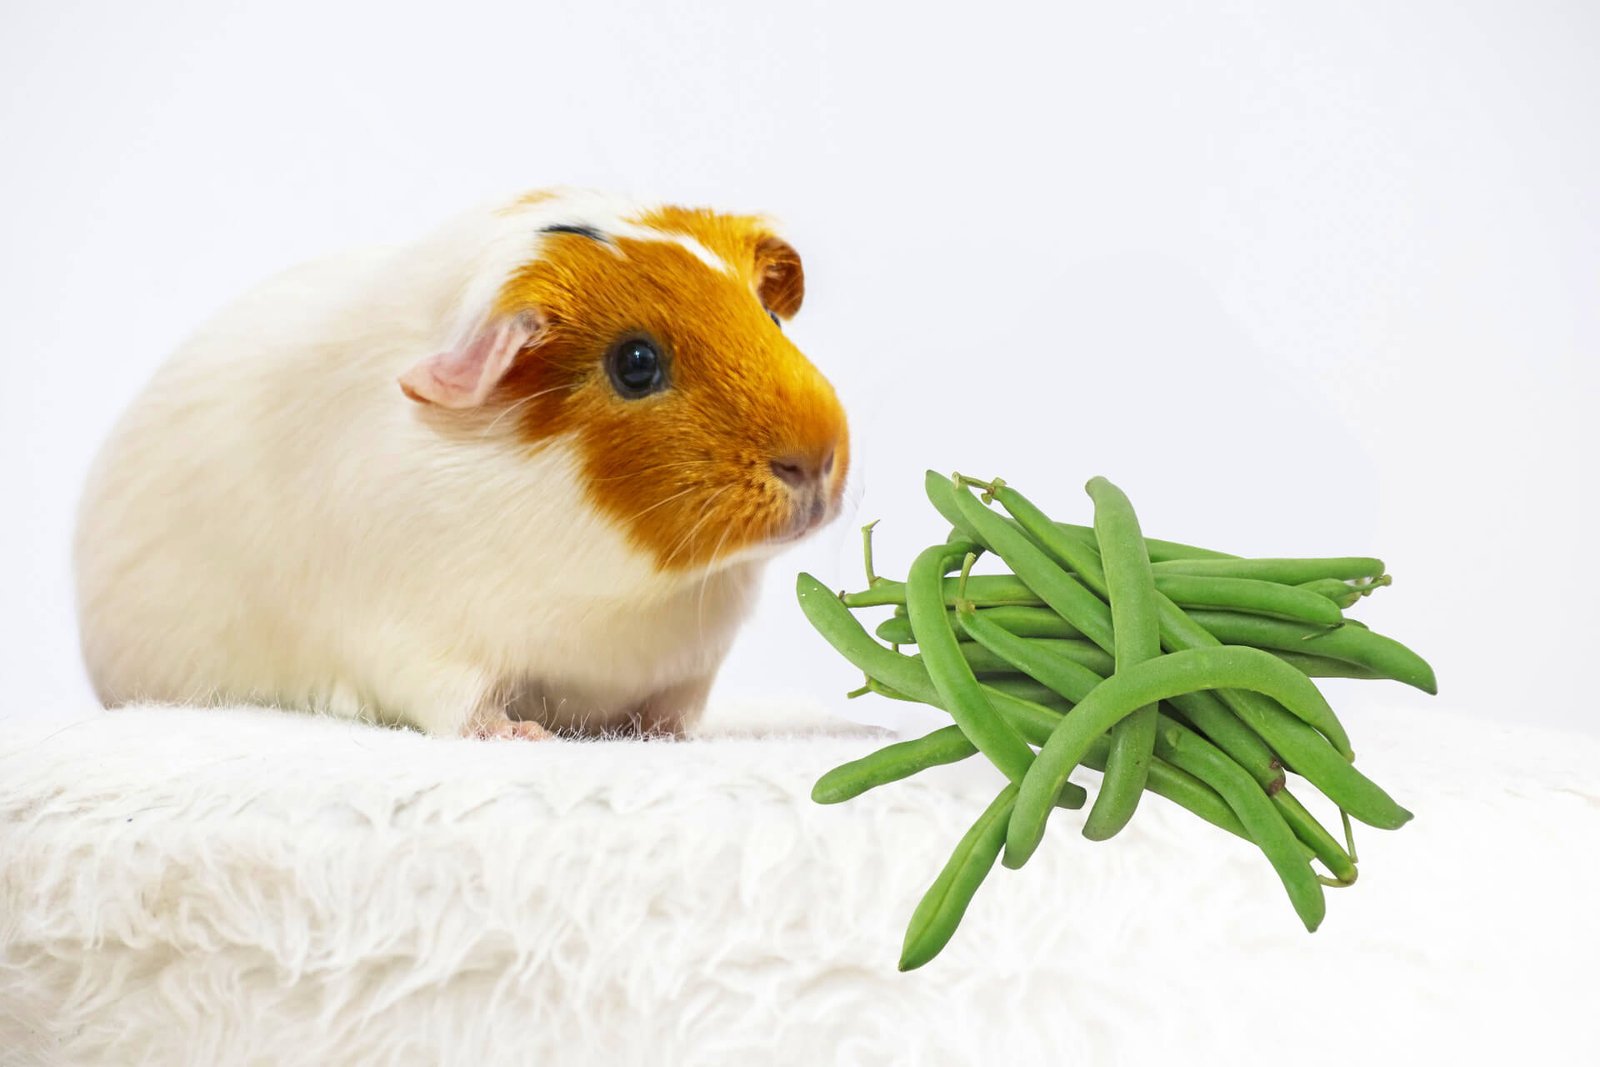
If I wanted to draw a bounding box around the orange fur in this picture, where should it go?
[493,212,847,573]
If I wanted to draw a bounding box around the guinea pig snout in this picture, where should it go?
[769,447,835,490]
[768,437,844,541]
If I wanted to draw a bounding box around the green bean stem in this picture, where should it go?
[1298,574,1391,608]
[1081,475,1161,841]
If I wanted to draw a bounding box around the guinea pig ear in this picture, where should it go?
[399,310,546,409]
[754,235,805,320]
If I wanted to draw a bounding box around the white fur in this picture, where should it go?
[1,702,1595,1065]
[74,190,778,737]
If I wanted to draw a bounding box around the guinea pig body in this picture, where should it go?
[74,189,847,738]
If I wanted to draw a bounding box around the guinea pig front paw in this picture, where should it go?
[465,710,554,742]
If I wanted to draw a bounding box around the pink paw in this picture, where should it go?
[470,717,554,741]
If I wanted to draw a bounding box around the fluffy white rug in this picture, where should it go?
[2,702,1596,1066]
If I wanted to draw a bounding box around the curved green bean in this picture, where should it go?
[1049,522,1239,562]
[940,475,1116,650]
[1152,557,1386,583]
[813,721,1088,809]
[812,725,974,803]
[940,634,1117,677]
[907,543,1036,781]
[1152,715,1325,931]
[1272,650,1385,681]
[796,571,1078,746]
[1081,475,1161,841]
[844,574,1043,609]
[1006,647,1367,867]
[950,499,1380,838]
[952,590,1291,807]
[956,606,1105,702]
[1186,610,1437,694]
[901,784,1015,971]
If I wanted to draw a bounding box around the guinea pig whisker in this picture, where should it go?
[620,485,698,525]
[585,461,707,485]
[697,524,737,633]
[480,386,566,437]
[662,486,733,569]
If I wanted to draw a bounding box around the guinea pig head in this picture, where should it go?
[399,204,848,574]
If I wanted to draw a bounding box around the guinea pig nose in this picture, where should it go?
[770,448,834,489]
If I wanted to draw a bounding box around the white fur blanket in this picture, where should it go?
[2,703,1596,1066]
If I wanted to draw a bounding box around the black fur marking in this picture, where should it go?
[540,223,611,245]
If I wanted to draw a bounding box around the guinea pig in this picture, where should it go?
[74,188,849,740]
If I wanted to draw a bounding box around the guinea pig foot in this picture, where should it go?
[466,713,554,742]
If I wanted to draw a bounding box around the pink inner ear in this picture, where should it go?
[399,314,542,409]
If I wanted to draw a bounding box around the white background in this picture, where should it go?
[1,1,1595,736]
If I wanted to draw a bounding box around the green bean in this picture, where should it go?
[855,572,1343,625]
[843,575,1044,609]
[1185,610,1437,694]
[1272,650,1386,681]
[1004,647,1368,865]
[1148,595,1417,833]
[900,784,1016,971]
[1081,476,1161,841]
[883,607,1385,684]
[1152,572,1344,625]
[1089,737,1250,840]
[813,720,1088,809]
[959,605,1081,638]
[980,674,1075,707]
[798,572,959,702]
[1012,698,1263,846]
[989,492,1359,766]
[800,568,1372,881]
[1152,557,1386,583]
[812,725,974,803]
[957,606,1105,702]
[965,638,1113,678]
[953,607,1287,832]
[906,543,1036,781]
[969,480,1356,763]
[868,666,1069,708]
[802,577,1259,844]
[796,572,1075,744]
[1048,522,1239,562]
[944,571,1291,811]
[1151,715,1326,931]
[940,475,1117,650]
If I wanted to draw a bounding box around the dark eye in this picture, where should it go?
[768,309,782,328]
[607,337,667,399]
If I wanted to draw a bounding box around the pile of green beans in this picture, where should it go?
[796,471,1435,970]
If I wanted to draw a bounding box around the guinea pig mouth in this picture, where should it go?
[772,492,835,544]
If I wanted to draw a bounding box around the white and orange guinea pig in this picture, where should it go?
[74,188,848,741]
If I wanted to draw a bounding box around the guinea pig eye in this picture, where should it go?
[607,337,667,399]
[767,309,782,328]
